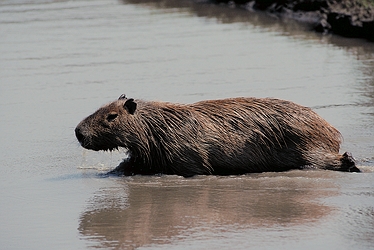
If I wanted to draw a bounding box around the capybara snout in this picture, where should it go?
[75,95,360,176]
[75,127,84,145]
[75,124,97,151]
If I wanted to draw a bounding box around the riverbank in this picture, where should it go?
[211,0,374,41]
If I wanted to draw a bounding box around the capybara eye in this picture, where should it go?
[107,113,118,122]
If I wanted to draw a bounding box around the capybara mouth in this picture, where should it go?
[75,126,121,152]
[84,144,121,152]
[103,146,121,152]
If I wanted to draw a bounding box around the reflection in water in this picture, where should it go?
[79,171,336,249]
[344,207,374,244]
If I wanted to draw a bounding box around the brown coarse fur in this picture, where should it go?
[75,95,360,177]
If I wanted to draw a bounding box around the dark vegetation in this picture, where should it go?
[211,0,374,41]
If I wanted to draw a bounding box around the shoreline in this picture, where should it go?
[210,0,374,41]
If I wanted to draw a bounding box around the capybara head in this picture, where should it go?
[75,94,137,151]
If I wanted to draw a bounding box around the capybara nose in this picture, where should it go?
[75,126,85,143]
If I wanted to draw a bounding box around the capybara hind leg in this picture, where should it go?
[338,152,361,172]
[320,152,360,172]
[305,151,361,172]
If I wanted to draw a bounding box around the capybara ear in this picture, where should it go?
[124,98,137,115]
[118,94,127,100]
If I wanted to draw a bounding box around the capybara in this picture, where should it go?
[75,94,360,176]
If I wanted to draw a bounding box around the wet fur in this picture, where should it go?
[75,96,360,176]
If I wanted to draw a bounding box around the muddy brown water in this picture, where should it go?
[1,0,374,249]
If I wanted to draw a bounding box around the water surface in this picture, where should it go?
[1,0,374,249]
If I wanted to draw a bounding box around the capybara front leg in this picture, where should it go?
[108,159,135,176]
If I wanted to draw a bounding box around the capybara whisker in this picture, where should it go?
[75,95,360,176]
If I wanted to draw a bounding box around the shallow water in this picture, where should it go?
[1,0,374,249]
